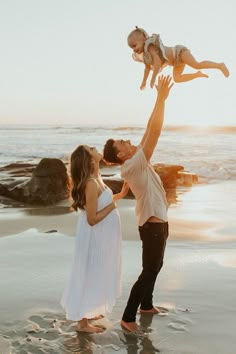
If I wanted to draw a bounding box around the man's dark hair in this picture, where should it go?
[103,139,122,164]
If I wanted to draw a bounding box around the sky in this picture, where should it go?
[0,0,235,127]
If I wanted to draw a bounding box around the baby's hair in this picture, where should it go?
[127,26,149,42]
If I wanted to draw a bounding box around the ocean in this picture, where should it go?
[0,124,235,181]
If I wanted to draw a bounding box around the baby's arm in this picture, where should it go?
[148,45,162,88]
[140,64,151,90]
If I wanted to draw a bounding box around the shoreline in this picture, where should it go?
[0,180,235,243]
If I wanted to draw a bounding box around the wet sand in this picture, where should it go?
[0,181,236,353]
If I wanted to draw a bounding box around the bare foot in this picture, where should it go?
[140,306,168,315]
[140,306,161,314]
[219,63,230,77]
[196,71,208,79]
[76,323,104,333]
[120,320,143,334]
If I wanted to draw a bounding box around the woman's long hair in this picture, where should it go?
[70,145,93,211]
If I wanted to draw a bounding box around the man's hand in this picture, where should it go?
[142,74,173,161]
[155,75,174,100]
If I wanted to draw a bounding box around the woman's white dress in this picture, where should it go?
[61,186,122,321]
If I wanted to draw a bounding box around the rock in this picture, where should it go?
[153,163,184,189]
[0,158,69,205]
[0,159,197,206]
[103,163,185,199]
[102,174,124,194]
[0,163,36,177]
[0,163,35,171]
[177,171,198,186]
[33,158,65,177]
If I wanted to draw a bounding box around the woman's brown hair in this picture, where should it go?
[70,145,93,211]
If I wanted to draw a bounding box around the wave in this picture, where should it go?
[0,124,235,181]
[163,125,236,134]
[113,126,145,131]
[0,124,235,134]
[0,125,59,130]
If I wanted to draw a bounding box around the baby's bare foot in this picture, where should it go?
[196,71,208,78]
[219,63,230,77]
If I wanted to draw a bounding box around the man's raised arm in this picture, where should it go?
[141,75,173,161]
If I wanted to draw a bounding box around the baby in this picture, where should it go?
[127,26,230,89]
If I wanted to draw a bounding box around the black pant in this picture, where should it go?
[122,221,169,322]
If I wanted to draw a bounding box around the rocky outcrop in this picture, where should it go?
[103,163,185,196]
[0,159,69,205]
[0,158,198,206]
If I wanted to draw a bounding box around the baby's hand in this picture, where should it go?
[150,78,156,89]
[140,82,146,90]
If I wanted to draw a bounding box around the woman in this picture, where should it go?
[61,144,129,333]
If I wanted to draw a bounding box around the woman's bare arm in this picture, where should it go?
[85,180,116,226]
[113,181,129,201]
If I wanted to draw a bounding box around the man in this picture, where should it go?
[103,75,173,334]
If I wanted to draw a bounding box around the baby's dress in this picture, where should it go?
[60,186,122,321]
[132,34,168,71]
[132,33,188,69]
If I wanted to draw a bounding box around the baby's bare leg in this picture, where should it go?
[181,50,230,77]
[173,63,208,83]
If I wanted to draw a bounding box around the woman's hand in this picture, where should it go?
[120,181,129,197]
[113,181,129,201]
[112,200,117,209]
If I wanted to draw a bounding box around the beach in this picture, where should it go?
[1,180,236,354]
[0,124,235,353]
[0,0,235,350]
